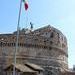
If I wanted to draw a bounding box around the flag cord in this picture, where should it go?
[25,12,28,28]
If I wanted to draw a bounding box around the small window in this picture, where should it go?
[46,39,49,41]
[50,32,54,38]
[50,41,53,44]
[12,37,15,39]
[13,43,16,46]
[0,42,2,46]
[49,47,52,50]
[50,67,52,70]
[62,43,65,48]
[20,43,21,46]
[8,43,10,46]
[34,38,38,41]
[44,40,46,43]
[4,43,7,46]
[12,43,14,46]
[46,32,47,35]
[44,46,47,49]
[57,33,60,38]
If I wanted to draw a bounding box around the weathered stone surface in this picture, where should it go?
[0,25,68,74]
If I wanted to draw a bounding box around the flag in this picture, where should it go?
[23,0,28,10]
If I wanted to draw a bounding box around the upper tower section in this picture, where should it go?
[0,25,68,56]
[31,25,68,53]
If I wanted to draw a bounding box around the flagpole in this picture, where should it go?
[13,0,22,75]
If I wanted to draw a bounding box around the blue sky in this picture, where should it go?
[0,0,75,68]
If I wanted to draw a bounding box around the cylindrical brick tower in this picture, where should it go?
[0,25,68,75]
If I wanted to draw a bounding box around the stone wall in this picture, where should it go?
[0,25,68,74]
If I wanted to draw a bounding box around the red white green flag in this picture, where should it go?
[23,0,28,10]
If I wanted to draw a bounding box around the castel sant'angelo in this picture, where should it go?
[0,25,70,75]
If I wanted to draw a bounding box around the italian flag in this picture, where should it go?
[23,0,28,10]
